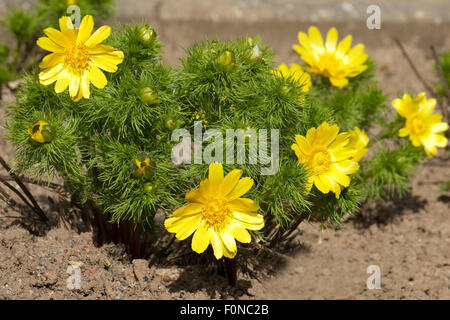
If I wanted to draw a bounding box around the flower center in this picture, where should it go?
[310,147,332,174]
[65,45,90,73]
[408,114,426,136]
[318,52,341,76]
[202,198,230,228]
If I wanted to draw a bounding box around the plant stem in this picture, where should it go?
[0,155,47,222]
[430,45,450,136]
[394,38,436,96]
[224,257,237,287]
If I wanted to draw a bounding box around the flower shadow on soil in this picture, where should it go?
[161,239,311,298]
[350,193,427,230]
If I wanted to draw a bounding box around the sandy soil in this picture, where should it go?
[0,17,449,299]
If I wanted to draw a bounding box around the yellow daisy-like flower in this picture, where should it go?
[164,163,264,260]
[37,15,124,102]
[291,122,359,198]
[393,92,449,157]
[271,64,312,92]
[347,127,369,162]
[293,26,368,87]
[28,120,53,143]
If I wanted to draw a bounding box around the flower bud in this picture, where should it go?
[216,51,235,71]
[280,84,292,97]
[244,44,263,64]
[165,118,182,131]
[143,182,157,194]
[139,26,156,43]
[28,120,53,143]
[132,153,156,180]
[140,87,160,105]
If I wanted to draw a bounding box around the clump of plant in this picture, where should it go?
[3,19,448,285]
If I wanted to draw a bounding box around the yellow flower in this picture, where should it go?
[37,15,124,102]
[271,64,312,92]
[293,26,368,87]
[291,122,359,198]
[393,92,448,157]
[28,120,53,143]
[165,163,264,259]
[347,127,369,162]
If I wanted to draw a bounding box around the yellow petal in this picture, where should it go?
[343,44,365,64]
[325,27,338,53]
[166,215,200,240]
[171,203,203,218]
[320,174,342,198]
[230,221,251,243]
[39,63,64,82]
[233,211,264,225]
[220,169,242,196]
[331,161,359,175]
[297,32,311,50]
[419,98,436,114]
[91,54,120,72]
[234,219,264,231]
[306,126,317,143]
[191,223,209,254]
[54,69,70,93]
[229,198,259,212]
[226,177,254,201]
[69,73,80,98]
[328,169,351,187]
[208,162,224,186]
[81,69,90,99]
[330,77,349,87]
[209,229,223,259]
[43,27,71,48]
[313,175,330,194]
[85,25,111,47]
[89,63,107,89]
[353,148,368,162]
[199,179,212,198]
[399,127,409,137]
[88,44,119,54]
[59,16,74,32]
[39,53,64,69]
[308,26,325,54]
[294,134,311,154]
[185,188,206,204]
[430,122,449,133]
[77,15,94,44]
[315,122,340,146]
[335,35,352,58]
[291,143,304,161]
[37,37,64,53]
[219,228,237,258]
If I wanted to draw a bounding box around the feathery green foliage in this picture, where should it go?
[5,20,428,250]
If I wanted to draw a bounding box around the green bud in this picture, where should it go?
[139,26,156,43]
[140,87,160,105]
[216,51,236,71]
[143,182,157,194]
[165,118,180,131]
[244,44,263,64]
[280,84,292,97]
